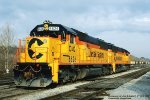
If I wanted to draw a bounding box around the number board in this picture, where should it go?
[37,26,59,31]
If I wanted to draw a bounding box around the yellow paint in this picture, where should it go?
[17,35,131,83]
[49,59,59,83]
[112,62,116,72]
[44,24,49,31]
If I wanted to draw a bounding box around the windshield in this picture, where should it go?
[30,31,58,38]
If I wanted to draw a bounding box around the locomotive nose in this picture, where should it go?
[27,37,49,63]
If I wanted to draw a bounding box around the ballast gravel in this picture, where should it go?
[11,82,90,100]
[103,71,150,100]
[102,68,141,78]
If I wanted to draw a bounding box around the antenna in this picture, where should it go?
[43,20,52,24]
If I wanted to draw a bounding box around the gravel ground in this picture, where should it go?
[10,82,90,100]
[103,71,150,100]
[102,68,141,78]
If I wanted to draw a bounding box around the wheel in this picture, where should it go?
[71,74,77,82]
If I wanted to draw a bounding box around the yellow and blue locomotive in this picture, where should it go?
[14,21,130,87]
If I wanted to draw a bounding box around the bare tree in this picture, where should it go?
[0,24,15,73]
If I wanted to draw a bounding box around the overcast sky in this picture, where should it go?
[0,0,150,58]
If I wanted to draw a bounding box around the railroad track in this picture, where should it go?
[0,76,14,86]
[0,88,41,100]
[0,79,14,85]
[43,67,150,100]
[0,65,149,100]
[42,87,107,100]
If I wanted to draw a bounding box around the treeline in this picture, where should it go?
[0,46,17,73]
[0,24,16,74]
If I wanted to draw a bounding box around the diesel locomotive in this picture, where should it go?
[14,21,130,87]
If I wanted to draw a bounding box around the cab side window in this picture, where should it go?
[70,34,75,44]
[61,31,66,41]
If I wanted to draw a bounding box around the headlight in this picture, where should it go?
[43,39,47,43]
